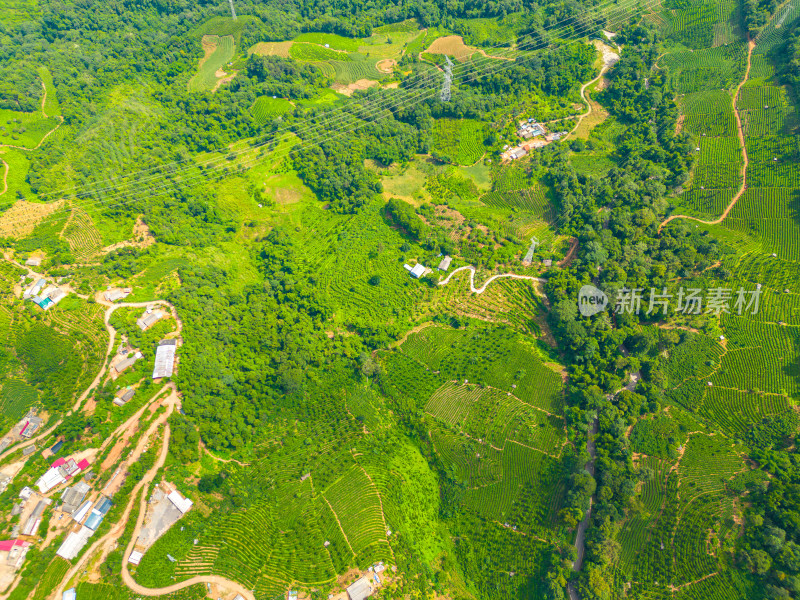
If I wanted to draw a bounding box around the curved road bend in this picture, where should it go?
[438,265,547,294]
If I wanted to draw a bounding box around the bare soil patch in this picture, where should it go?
[332,79,380,96]
[376,59,396,73]
[0,199,65,239]
[250,41,293,57]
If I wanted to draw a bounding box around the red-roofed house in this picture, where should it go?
[51,457,66,468]
[0,539,29,551]
[77,459,90,471]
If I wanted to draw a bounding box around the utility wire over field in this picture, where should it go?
[0,0,660,234]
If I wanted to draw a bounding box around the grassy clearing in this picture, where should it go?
[37,66,60,117]
[188,35,235,93]
[249,41,293,57]
[0,107,60,148]
[290,43,349,62]
[293,32,361,51]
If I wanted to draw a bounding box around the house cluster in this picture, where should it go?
[36,456,91,494]
[128,484,193,566]
[346,562,386,600]
[404,256,452,280]
[56,495,113,560]
[22,277,68,310]
[0,411,44,454]
[502,118,569,161]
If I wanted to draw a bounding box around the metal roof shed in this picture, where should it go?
[347,576,372,600]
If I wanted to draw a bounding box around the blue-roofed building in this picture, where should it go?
[50,440,64,454]
[85,497,113,530]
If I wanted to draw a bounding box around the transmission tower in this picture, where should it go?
[440,56,453,102]
[228,0,237,20]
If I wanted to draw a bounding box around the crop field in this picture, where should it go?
[663,333,725,388]
[679,434,744,499]
[675,188,735,218]
[479,184,556,222]
[252,96,293,125]
[292,32,361,51]
[661,42,746,92]
[431,118,486,165]
[328,56,383,85]
[734,254,800,294]
[399,325,564,413]
[37,66,60,116]
[463,442,563,532]
[618,456,671,572]
[431,426,503,487]
[711,316,800,396]
[61,206,103,261]
[298,205,432,330]
[0,379,38,421]
[323,465,391,560]
[426,381,485,425]
[700,387,792,438]
[290,43,349,62]
[31,558,71,600]
[188,35,235,93]
[433,277,546,336]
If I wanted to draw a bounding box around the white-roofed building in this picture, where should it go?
[72,499,93,524]
[153,339,177,379]
[167,490,193,514]
[408,264,426,279]
[128,550,144,565]
[56,527,94,560]
[36,467,67,493]
[62,588,76,600]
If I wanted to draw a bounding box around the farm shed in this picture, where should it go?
[347,576,373,600]
[153,339,178,379]
[72,499,93,523]
[129,550,144,565]
[104,289,131,302]
[56,527,93,560]
[62,588,76,600]
[22,499,50,535]
[404,263,426,278]
[114,355,140,374]
[84,496,113,530]
[60,482,91,514]
[137,310,163,331]
[167,490,193,514]
[50,440,64,454]
[25,257,41,267]
[114,388,136,406]
[437,256,452,271]
[22,446,35,456]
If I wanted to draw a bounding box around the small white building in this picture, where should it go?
[403,263,426,279]
[167,490,193,514]
[437,256,452,271]
[129,550,144,565]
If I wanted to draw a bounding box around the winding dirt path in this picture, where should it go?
[0,116,64,153]
[0,159,8,196]
[658,38,754,231]
[567,42,619,139]
[438,265,547,294]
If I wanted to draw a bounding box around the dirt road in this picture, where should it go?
[658,38,754,231]
[438,265,547,294]
[51,394,176,600]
